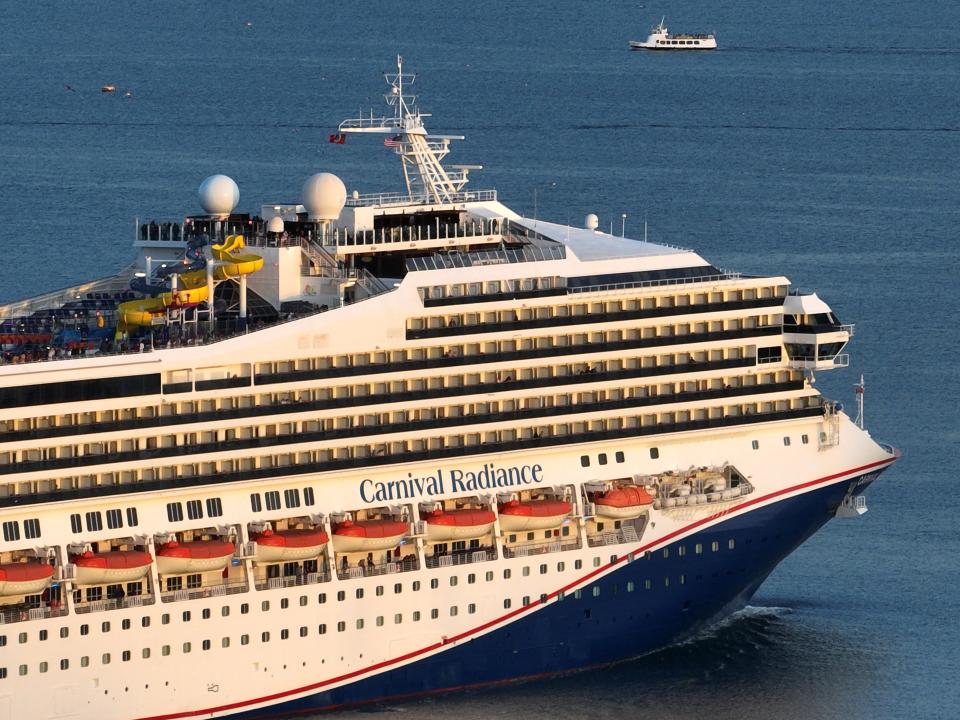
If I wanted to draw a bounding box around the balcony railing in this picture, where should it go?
[336,556,419,580]
[255,571,331,591]
[73,594,156,615]
[502,538,580,559]
[344,189,497,208]
[0,603,68,625]
[424,549,495,569]
[160,579,248,603]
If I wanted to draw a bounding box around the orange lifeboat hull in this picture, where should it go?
[594,486,654,519]
[0,562,54,597]
[73,551,153,585]
[332,520,407,553]
[252,529,329,563]
[156,540,234,574]
[498,500,572,531]
[424,509,496,542]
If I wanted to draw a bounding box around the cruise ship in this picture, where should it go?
[0,58,897,720]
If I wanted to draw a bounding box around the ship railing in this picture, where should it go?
[336,556,419,581]
[585,517,648,548]
[568,272,743,296]
[0,603,68,625]
[255,571,331,591]
[424,548,496,569]
[344,188,497,208]
[72,594,156,615]
[160,579,248,603]
[502,537,581,559]
[786,354,849,369]
[334,217,503,247]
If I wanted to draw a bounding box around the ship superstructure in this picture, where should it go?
[0,58,896,720]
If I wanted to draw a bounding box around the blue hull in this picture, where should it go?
[229,473,874,719]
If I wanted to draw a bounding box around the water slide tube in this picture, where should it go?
[116,235,263,335]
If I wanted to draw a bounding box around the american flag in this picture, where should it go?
[383,135,403,148]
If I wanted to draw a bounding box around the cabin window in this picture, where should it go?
[284,489,301,508]
[126,508,139,527]
[801,434,809,444]
[85,512,103,532]
[186,500,203,520]
[649,447,659,459]
[206,498,223,517]
[615,451,625,463]
[265,491,281,511]
[23,518,41,539]
[580,455,590,467]
[250,494,262,512]
[166,503,183,522]
[304,487,316,506]
[318,624,327,635]
[783,436,791,446]
[751,440,759,450]
[1,521,19,542]
[598,453,608,465]
[70,514,82,534]
[106,509,123,529]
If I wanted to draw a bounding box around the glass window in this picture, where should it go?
[85,512,102,532]
[70,514,82,534]
[23,518,41,539]
[265,491,281,511]
[783,436,791,446]
[580,455,590,467]
[801,434,809,444]
[304,487,315,506]
[166,503,183,522]
[598,453,607,466]
[186,500,203,520]
[649,447,659,459]
[3,520,22,541]
[615,451,625,463]
[250,494,262,512]
[106,509,123,529]
[284,489,301,508]
[751,440,759,450]
[206,498,223,517]
[126,507,139,527]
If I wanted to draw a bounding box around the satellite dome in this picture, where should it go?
[302,172,347,221]
[584,213,599,231]
[267,215,285,234]
[198,175,239,216]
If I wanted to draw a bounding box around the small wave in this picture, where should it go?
[676,604,793,647]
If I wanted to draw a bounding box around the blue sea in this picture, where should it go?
[0,1,957,718]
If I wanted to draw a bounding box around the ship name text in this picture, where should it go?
[359,463,544,503]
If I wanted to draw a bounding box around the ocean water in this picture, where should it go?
[0,1,958,718]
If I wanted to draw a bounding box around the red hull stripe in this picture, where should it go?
[138,455,896,720]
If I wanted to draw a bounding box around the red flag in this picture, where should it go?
[383,135,402,148]
[328,133,346,144]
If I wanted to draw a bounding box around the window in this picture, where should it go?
[142,648,151,659]
[186,500,203,520]
[504,599,511,609]
[801,434,809,444]
[202,608,211,619]
[182,611,191,622]
[122,651,131,662]
[430,579,439,590]
[121,619,131,630]
[728,539,736,550]
[751,440,759,450]
[337,622,345,632]
[649,447,659,459]
[106,509,123,529]
[375,586,384,597]
[580,455,590,467]
[430,609,439,619]
[84,512,102,531]
[126,507,139,526]
[468,603,476,614]
[711,541,719,552]
[318,593,326,604]
[304,487,315,506]
[615,451,625,463]
[318,624,327,635]
[413,611,421,621]
[695,543,703,554]
[39,629,48,641]
[23,518,41,539]
[280,630,289,640]
[80,624,89,635]
[598,453,608,465]
[101,622,110,633]
[265,491,281,511]
[261,632,270,642]
[70,514,82,534]
[81,656,90,667]
[783,436,791,446]
[284,489,301,508]
[450,606,458,617]
[250,494,262,512]
[299,626,308,637]
[166,503,183,522]
[182,642,191,653]
[206,498,223,517]
[0,668,5,679]
[240,604,249,614]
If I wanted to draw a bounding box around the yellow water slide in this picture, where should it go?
[116,235,263,335]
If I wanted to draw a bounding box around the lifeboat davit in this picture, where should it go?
[72,550,153,585]
[594,486,655,519]
[424,509,496,542]
[252,528,329,563]
[156,540,234,575]
[497,499,571,532]
[0,562,54,597]
[331,519,407,553]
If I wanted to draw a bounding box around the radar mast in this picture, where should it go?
[338,56,477,204]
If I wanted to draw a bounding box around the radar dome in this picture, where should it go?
[198,175,239,216]
[267,215,285,234]
[302,172,347,221]
[585,213,599,231]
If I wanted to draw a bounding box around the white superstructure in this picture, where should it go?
[629,18,718,50]
[0,58,896,720]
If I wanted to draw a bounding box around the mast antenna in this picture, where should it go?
[337,55,474,204]
[854,373,865,429]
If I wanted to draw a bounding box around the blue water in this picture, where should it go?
[0,1,957,718]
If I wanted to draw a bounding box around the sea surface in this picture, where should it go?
[0,1,957,719]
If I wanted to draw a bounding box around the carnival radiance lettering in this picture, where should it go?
[359,463,544,503]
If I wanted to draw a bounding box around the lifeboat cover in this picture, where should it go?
[0,562,54,583]
[498,500,572,517]
[73,551,153,569]
[333,519,407,539]
[425,509,496,527]
[254,528,329,548]
[595,487,654,508]
[158,540,234,559]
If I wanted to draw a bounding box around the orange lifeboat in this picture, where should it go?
[0,562,54,597]
[252,528,329,563]
[497,499,571,532]
[72,550,153,585]
[594,486,654,520]
[156,540,234,575]
[331,519,407,553]
[424,509,496,542]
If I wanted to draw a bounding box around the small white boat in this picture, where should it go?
[629,18,717,50]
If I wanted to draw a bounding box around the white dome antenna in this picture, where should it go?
[302,173,347,222]
[198,174,239,217]
[267,215,285,234]
[585,213,599,231]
